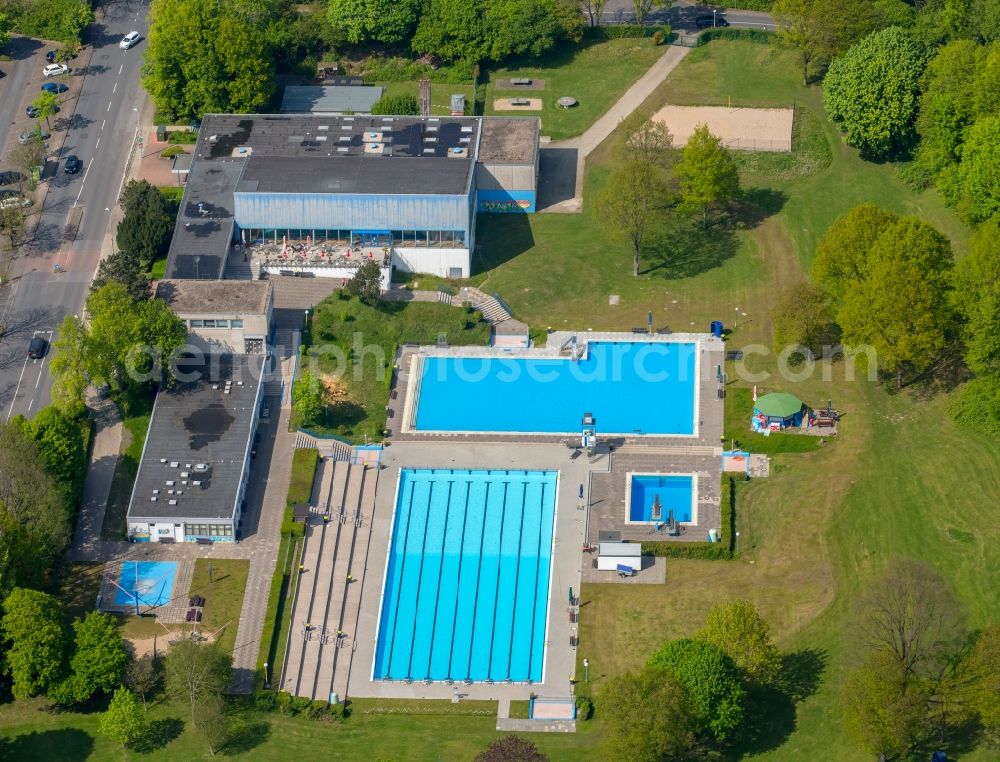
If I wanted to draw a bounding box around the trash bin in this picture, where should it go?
[156,125,167,142]
[710,320,723,338]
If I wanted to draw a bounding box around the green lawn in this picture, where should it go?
[484,37,667,139]
[188,559,248,654]
[300,296,491,442]
[100,397,155,540]
[375,81,476,115]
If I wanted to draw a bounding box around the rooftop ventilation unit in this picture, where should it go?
[166,480,175,486]
[448,146,468,158]
[159,458,167,463]
[232,146,252,157]
[192,481,202,487]
[181,471,190,478]
[195,464,208,471]
[168,499,178,505]
[364,131,383,141]
[364,143,384,155]
[170,461,179,468]
[151,496,157,502]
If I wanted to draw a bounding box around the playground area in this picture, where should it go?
[653,104,794,152]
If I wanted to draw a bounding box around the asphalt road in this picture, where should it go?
[600,1,776,29]
[0,0,149,422]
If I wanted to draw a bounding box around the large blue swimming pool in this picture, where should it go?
[413,341,697,434]
[373,469,557,683]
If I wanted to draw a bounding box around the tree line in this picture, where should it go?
[0,585,234,754]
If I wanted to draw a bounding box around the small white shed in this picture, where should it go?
[596,542,642,572]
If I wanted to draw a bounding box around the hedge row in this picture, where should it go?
[252,690,348,721]
[586,24,672,41]
[362,57,475,84]
[282,448,319,537]
[641,476,738,560]
[698,28,773,46]
[721,0,773,9]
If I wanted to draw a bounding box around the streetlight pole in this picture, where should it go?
[713,9,717,27]
[583,658,589,683]
[735,531,740,555]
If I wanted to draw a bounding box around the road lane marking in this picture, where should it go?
[107,100,112,111]
[35,331,53,389]
[27,398,34,411]
[119,64,123,75]
[95,138,100,149]
[5,354,31,423]
[74,163,93,204]
[101,119,106,130]
[113,81,118,94]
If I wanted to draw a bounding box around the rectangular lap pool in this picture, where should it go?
[373,469,558,683]
[411,341,697,435]
[113,561,178,608]
[628,474,695,524]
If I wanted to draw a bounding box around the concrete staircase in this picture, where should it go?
[458,287,513,325]
[279,460,378,702]
[224,252,254,280]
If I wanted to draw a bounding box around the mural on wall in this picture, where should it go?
[476,190,535,213]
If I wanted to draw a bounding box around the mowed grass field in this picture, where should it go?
[4,40,997,761]
[484,36,667,139]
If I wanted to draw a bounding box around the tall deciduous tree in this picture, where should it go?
[595,159,672,277]
[836,217,954,387]
[773,0,880,84]
[98,688,148,748]
[699,599,782,686]
[193,692,230,755]
[598,667,697,761]
[166,640,231,725]
[0,426,72,592]
[647,638,745,742]
[856,558,966,677]
[116,180,176,273]
[631,0,667,25]
[843,649,932,759]
[580,0,607,27]
[812,204,900,297]
[143,0,278,120]
[31,91,59,130]
[620,113,674,168]
[954,115,1000,224]
[64,612,129,703]
[327,0,420,44]
[770,284,837,357]
[674,124,740,228]
[125,656,161,711]
[292,370,325,425]
[0,588,68,699]
[954,217,1000,379]
[91,249,152,301]
[823,27,928,159]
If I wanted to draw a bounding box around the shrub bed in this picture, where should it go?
[698,28,773,46]
[642,476,737,559]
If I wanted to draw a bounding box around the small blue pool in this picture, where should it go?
[113,561,178,608]
[413,341,697,435]
[374,469,557,683]
[629,474,694,523]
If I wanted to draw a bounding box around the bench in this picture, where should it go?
[510,98,531,106]
[511,78,532,86]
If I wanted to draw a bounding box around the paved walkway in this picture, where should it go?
[72,394,123,561]
[539,45,691,213]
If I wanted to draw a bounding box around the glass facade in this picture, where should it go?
[185,523,234,538]
[240,228,465,248]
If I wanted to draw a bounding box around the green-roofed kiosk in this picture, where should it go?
[753,392,805,431]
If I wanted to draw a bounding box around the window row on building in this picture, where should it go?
[189,319,245,329]
[185,523,234,537]
[241,229,467,248]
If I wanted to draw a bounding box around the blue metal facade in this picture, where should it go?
[233,192,473,241]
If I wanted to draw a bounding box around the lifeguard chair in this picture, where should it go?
[581,412,597,456]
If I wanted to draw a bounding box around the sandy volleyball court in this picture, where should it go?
[653,105,794,152]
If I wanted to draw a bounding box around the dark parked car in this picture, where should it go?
[26,104,60,118]
[28,337,48,359]
[64,155,81,174]
[695,14,729,28]
[41,82,68,94]
[45,50,56,63]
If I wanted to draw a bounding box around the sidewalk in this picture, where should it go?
[539,44,690,212]
[71,393,123,561]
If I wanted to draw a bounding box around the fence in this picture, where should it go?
[722,136,792,153]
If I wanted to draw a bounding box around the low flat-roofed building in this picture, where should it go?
[155,279,273,354]
[280,85,385,114]
[164,113,540,282]
[126,354,265,543]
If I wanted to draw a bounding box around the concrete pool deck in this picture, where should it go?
[348,440,607,701]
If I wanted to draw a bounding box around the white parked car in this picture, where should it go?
[43,63,69,77]
[120,31,141,50]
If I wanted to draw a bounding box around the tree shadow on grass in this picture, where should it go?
[644,218,740,279]
[732,649,827,757]
[0,728,94,761]
[133,718,184,754]
[221,720,271,756]
[735,188,788,229]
